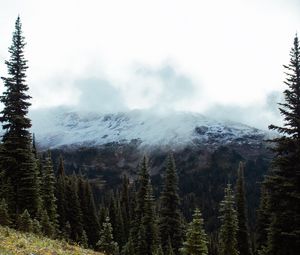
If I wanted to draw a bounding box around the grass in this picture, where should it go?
[0,226,103,255]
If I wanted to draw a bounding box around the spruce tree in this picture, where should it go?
[263,34,300,255]
[40,209,55,237]
[55,156,67,235]
[41,152,58,232]
[17,209,33,232]
[139,181,159,255]
[0,198,11,226]
[219,184,239,255]
[65,175,84,242]
[96,216,119,255]
[0,16,40,218]
[236,162,252,255]
[121,174,131,241]
[180,208,208,255]
[159,154,183,254]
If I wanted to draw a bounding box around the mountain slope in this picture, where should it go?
[30,109,268,149]
[0,226,103,255]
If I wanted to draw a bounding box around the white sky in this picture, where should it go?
[0,0,300,129]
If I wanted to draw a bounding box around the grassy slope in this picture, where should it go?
[0,226,103,255]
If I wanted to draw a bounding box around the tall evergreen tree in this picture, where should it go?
[159,154,183,254]
[121,174,131,241]
[180,208,208,255]
[139,181,159,255]
[65,174,84,242]
[263,34,300,255]
[0,16,40,218]
[219,184,239,255]
[97,216,119,255]
[236,162,252,255]
[0,198,11,226]
[55,155,67,235]
[41,152,58,231]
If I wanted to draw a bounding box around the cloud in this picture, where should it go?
[204,91,284,130]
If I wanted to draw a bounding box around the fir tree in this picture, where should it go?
[159,154,183,254]
[180,208,208,255]
[140,181,159,255]
[55,155,67,235]
[65,175,84,242]
[0,198,11,226]
[166,236,175,255]
[78,177,100,247]
[0,16,40,218]
[236,162,252,255]
[97,216,119,255]
[263,34,300,255]
[122,234,136,255]
[219,184,239,255]
[41,152,58,231]
[17,209,33,232]
[40,209,55,237]
[121,174,131,241]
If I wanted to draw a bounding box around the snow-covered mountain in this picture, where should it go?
[30,109,268,150]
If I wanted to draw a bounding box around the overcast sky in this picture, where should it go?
[0,0,300,129]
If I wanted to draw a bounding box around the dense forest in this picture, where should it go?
[0,17,299,255]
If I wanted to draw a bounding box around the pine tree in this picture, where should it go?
[236,162,252,255]
[139,181,159,255]
[0,198,11,226]
[159,154,183,254]
[166,236,175,255]
[219,184,239,255]
[121,174,131,241]
[41,152,58,232]
[262,34,300,255]
[78,177,100,247]
[153,245,164,255]
[255,186,271,254]
[122,234,136,255]
[56,155,67,235]
[180,208,208,255]
[65,175,84,242]
[0,16,40,218]
[97,216,119,255]
[17,209,33,232]
[40,209,55,237]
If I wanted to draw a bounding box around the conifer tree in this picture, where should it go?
[236,162,252,255]
[17,209,33,232]
[160,154,183,254]
[139,181,159,255]
[40,209,55,237]
[41,152,58,231]
[180,208,208,255]
[97,216,119,255]
[0,198,11,226]
[65,175,84,242]
[255,186,270,254]
[56,155,67,235]
[78,177,100,247]
[153,245,164,255]
[121,174,131,241]
[122,234,136,255]
[166,237,175,255]
[219,184,239,255]
[0,16,40,218]
[263,34,300,255]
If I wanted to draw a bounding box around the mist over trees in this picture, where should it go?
[0,17,299,255]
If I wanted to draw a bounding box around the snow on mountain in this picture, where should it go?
[29,108,268,149]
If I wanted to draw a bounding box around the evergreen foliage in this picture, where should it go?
[236,162,252,255]
[17,209,33,232]
[160,154,183,254]
[41,152,58,232]
[40,209,55,237]
[65,175,83,242]
[97,216,119,255]
[0,198,11,226]
[180,208,208,255]
[218,184,239,255]
[0,16,40,218]
[264,34,300,255]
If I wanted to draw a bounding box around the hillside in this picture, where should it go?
[0,226,103,255]
[30,108,269,149]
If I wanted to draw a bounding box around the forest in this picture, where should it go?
[0,17,299,255]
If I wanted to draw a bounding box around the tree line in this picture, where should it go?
[0,17,299,255]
